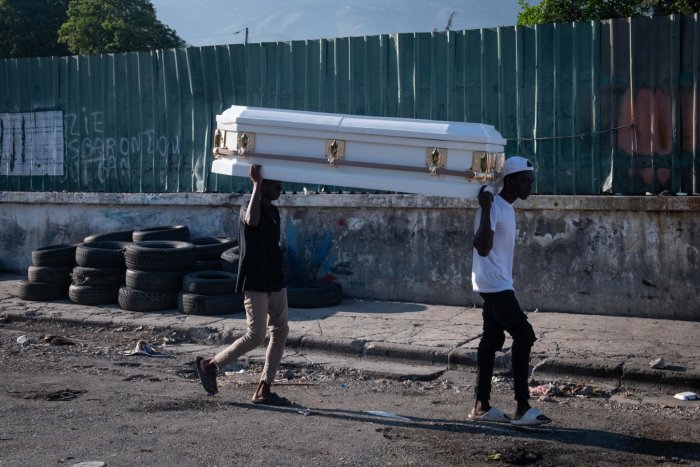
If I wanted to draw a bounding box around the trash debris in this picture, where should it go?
[339,383,349,388]
[529,383,558,397]
[364,410,411,421]
[529,382,610,398]
[297,407,313,416]
[650,357,666,369]
[121,340,171,358]
[573,385,595,397]
[16,335,28,345]
[70,461,106,467]
[44,335,76,346]
[487,453,502,461]
[673,391,698,401]
[224,369,248,376]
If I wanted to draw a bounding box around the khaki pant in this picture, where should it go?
[213,289,289,383]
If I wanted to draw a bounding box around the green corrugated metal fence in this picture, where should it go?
[0,15,698,195]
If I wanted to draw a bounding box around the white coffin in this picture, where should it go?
[211,106,506,198]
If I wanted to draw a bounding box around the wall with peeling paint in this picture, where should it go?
[1,192,698,321]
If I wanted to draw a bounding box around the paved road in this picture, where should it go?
[1,273,699,393]
[1,319,699,467]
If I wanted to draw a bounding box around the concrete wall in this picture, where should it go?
[1,192,698,321]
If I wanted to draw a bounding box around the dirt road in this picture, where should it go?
[1,319,698,466]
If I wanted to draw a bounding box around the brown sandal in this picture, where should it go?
[195,357,218,395]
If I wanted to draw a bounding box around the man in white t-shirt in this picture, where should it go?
[467,156,551,427]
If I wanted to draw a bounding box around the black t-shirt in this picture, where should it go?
[236,202,284,292]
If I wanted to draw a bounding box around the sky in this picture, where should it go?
[150,0,523,47]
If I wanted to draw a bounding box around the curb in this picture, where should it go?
[2,308,699,390]
[363,341,449,366]
[621,366,700,389]
[533,357,700,390]
[532,358,624,381]
[298,335,364,356]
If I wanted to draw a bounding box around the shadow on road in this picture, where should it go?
[223,402,700,462]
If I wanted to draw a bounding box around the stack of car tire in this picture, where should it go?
[176,237,243,315]
[17,244,78,301]
[69,240,131,305]
[178,270,244,315]
[220,245,240,273]
[119,225,197,312]
[15,225,344,311]
[191,237,237,270]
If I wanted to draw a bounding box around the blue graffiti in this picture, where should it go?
[285,224,341,284]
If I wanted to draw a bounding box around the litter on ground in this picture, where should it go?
[121,340,171,358]
[673,391,698,401]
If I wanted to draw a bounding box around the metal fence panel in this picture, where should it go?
[0,15,698,194]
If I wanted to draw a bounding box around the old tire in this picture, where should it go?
[125,269,187,292]
[287,282,342,308]
[68,284,120,305]
[124,241,197,272]
[71,267,125,286]
[118,286,178,312]
[15,280,67,301]
[221,246,240,273]
[191,237,238,260]
[31,244,78,267]
[132,225,190,243]
[27,266,73,285]
[181,271,237,295]
[177,291,244,316]
[196,259,222,271]
[75,241,130,268]
[83,230,134,243]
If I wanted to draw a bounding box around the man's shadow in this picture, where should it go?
[229,402,700,462]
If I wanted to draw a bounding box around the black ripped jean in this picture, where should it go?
[475,290,537,404]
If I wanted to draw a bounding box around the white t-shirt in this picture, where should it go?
[471,195,516,293]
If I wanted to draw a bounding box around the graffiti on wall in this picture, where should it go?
[64,110,181,187]
[0,111,64,176]
[284,216,357,285]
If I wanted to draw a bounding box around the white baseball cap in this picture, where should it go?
[500,156,534,178]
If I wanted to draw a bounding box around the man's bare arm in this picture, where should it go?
[244,164,263,227]
[473,186,494,257]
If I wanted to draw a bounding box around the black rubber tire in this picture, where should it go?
[75,241,131,268]
[27,266,73,285]
[68,284,120,305]
[125,269,188,292]
[71,267,125,286]
[124,241,197,272]
[118,286,178,312]
[15,280,67,301]
[177,291,244,316]
[132,225,190,243]
[31,244,78,267]
[190,237,238,260]
[181,271,237,295]
[196,259,222,271]
[83,230,134,243]
[221,246,240,273]
[287,282,342,308]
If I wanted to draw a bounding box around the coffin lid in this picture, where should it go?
[218,105,506,146]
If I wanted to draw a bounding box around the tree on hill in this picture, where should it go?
[57,0,185,55]
[517,0,700,25]
[0,0,70,58]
